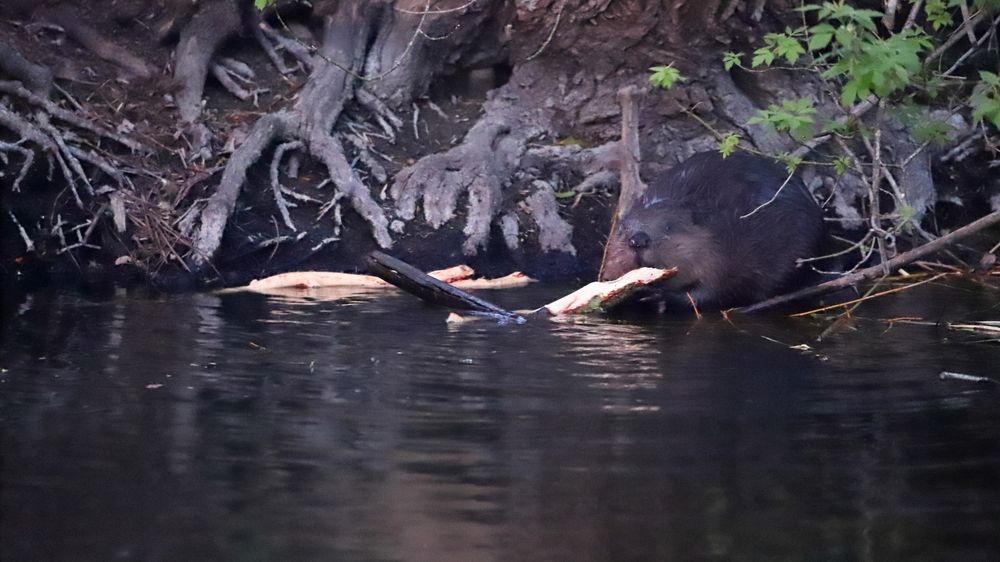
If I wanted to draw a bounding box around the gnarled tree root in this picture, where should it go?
[35,6,152,78]
[172,0,242,159]
[189,5,393,272]
[0,44,52,95]
[391,90,551,255]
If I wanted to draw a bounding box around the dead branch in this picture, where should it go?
[598,85,645,279]
[738,209,1000,313]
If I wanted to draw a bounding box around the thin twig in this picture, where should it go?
[739,209,1000,313]
[792,272,950,317]
[6,209,35,252]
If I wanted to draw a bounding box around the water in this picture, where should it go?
[2,281,999,561]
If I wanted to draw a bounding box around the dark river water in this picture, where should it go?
[2,280,999,561]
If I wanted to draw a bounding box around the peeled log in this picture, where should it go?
[540,267,677,315]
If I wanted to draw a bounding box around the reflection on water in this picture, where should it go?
[2,282,999,561]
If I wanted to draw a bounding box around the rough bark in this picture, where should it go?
[390,85,553,254]
[189,3,392,271]
[0,45,52,95]
[35,5,153,78]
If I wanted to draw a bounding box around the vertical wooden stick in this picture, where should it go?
[598,85,647,279]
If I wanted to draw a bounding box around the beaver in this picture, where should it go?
[600,151,825,310]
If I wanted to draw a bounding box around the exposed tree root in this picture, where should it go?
[0,44,52,95]
[257,21,316,73]
[523,181,577,255]
[211,57,259,101]
[0,40,155,264]
[189,4,393,271]
[391,72,553,254]
[172,0,242,158]
[35,5,152,78]
[0,140,35,192]
[361,0,500,107]
[0,80,148,153]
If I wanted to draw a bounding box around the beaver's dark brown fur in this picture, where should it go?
[600,151,825,309]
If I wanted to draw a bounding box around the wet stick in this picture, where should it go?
[738,209,1000,314]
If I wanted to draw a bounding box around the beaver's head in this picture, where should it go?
[599,203,721,296]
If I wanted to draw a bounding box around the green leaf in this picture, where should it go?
[747,98,816,138]
[778,153,803,174]
[751,47,776,68]
[254,0,271,9]
[808,24,834,51]
[924,0,954,30]
[897,204,918,226]
[718,133,741,157]
[971,82,1000,129]
[833,155,852,176]
[773,34,805,63]
[722,52,743,71]
[833,25,856,49]
[648,65,684,90]
[840,80,860,106]
[980,71,1000,87]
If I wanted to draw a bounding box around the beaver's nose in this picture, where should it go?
[628,231,650,249]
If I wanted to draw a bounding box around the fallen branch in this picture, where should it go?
[367,251,524,322]
[940,371,997,383]
[790,272,950,317]
[738,209,1000,313]
[237,264,475,292]
[539,267,676,315]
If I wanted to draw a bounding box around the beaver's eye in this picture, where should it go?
[628,231,651,249]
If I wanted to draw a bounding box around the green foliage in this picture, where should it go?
[832,155,852,175]
[894,103,955,145]
[722,52,743,71]
[648,65,684,90]
[679,0,1000,239]
[748,99,817,138]
[748,2,933,106]
[821,118,851,135]
[254,0,272,9]
[776,153,804,174]
[808,23,835,51]
[823,28,932,105]
[752,32,806,67]
[751,47,776,68]
[718,133,741,157]
[971,71,1000,129]
[897,204,919,228]
[924,0,956,30]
